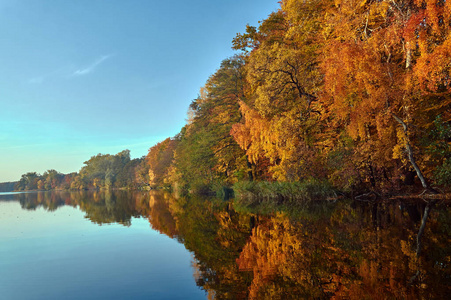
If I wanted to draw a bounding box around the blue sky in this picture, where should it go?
[0,0,280,182]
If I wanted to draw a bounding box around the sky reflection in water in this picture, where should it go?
[0,192,205,300]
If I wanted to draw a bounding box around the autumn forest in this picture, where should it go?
[12,0,451,197]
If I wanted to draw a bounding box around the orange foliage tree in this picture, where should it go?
[146,138,178,187]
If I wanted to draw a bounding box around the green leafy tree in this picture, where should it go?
[15,172,40,191]
[168,56,250,192]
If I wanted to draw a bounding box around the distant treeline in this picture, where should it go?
[144,0,451,196]
[0,181,17,192]
[14,150,149,191]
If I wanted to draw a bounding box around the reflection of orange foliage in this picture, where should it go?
[234,201,449,299]
[216,210,250,249]
[237,214,313,299]
[145,192,178,238]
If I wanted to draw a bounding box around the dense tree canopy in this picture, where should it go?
[151,0,450,195]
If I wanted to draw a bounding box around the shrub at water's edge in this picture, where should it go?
[233,179,338,206]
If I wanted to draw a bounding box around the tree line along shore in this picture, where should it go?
[5,0,451,201]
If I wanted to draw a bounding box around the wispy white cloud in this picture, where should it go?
[72,54,113,76]
[27,65,72,84]
[28,68,63,84]
[26,54,113,83]
[28,76,44,84]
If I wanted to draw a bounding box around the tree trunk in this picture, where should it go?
[409,200,436,284]
[405,41,412,69]
[416,202,434,256]
[247,159,254,181]
[392,114,429,189]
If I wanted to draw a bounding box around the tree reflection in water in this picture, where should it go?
[12,191,451,299]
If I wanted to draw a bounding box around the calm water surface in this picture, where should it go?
[0,191,204,300]
[1,190,450,299]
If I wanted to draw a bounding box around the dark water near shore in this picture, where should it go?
[0,191,450,299]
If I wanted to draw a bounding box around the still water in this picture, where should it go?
[0,190,450,299]
[0,191,204,300]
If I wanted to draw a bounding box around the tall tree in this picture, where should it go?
[146,138,177,187]
[168,56,250,191]
[231,1,327,182]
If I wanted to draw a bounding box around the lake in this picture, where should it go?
[0,191,450,299]
[0,191,204,300]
